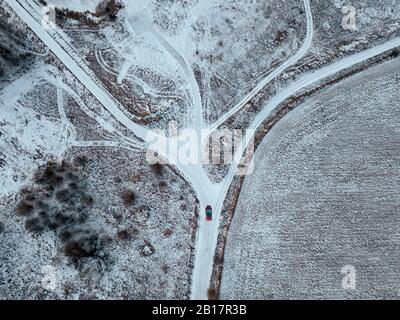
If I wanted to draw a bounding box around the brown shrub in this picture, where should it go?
[25,217,45,233]
[132,173,142,182]
[208,288,219,300]
[64,233,100,259]
[16,200,34,216]
[150,163,163,176]
[81,194,94,207]
[73,155,87,168]
[161,265,170,274]
[163,228,173,237]
[121,190,136,207]
[55,189,70,203]
[117,226,138,241]
[139,241,155,257]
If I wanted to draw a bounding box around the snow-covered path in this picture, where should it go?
[6,0,400,301]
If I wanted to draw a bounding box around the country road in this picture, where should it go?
[5,0,400,301]
[189,0,314,299]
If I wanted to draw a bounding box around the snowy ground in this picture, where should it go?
[0,147,198,299]
[312,0,400,51]
[220,56,400,299]
[0,3,197,299]
[47,0,306,130]
[1,0,400,300]
[44,0,104,13]
[216,0,400,131]
[0,66,198,298]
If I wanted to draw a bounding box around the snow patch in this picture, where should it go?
[45,0,103,12]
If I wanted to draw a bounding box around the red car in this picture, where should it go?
[205,205,212,221]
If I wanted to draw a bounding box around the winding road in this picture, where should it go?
[5,0,400,300]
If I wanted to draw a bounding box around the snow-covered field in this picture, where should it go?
[0,2,198,299]
[1,0,400,300]
[0,63,198,298]
[220,56,400,299]
[0,147,198,299]
[313,0,400,51]
[51,0,306,129]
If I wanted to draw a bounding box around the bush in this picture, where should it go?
[163,229,173,237]
[68,182,79,190]
[96,0,118,18]
[16,201,34,216]
[25,217,45,233]
[24,193,37,202]
[41,163,64,186]
[65,172,79,182]
[54,211,72,227]
[64,232,101,259]
[0,221,4,233]
[117,226,138,241]
[18,158,107,271]
[139,241,155,257]
[161,265,169,274]
[37,210,50,225]
[208,288,219,300]
[73,155,87,168]
[121,190,136,207]
[58,226,75,242]
[55,188,71,203]
[21,159,95,231]
[81,194,94,207]
[150,163,163,176]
